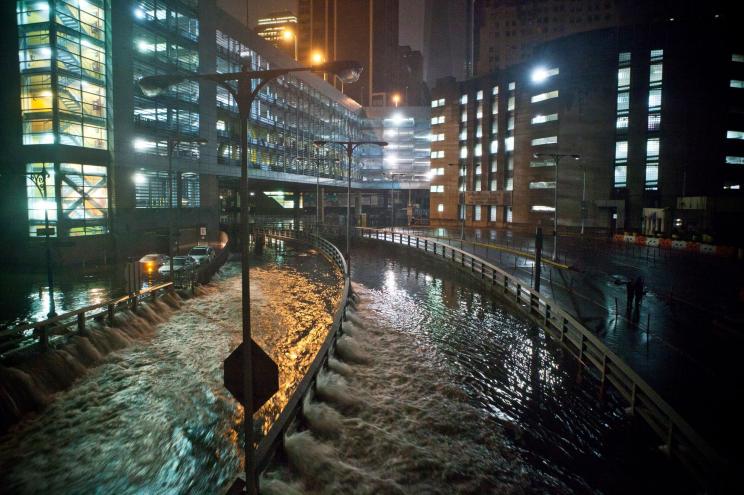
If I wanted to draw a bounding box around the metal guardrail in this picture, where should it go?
[251,227,351,476]
[0,282,174,358]
[0,236,232,359]
[356,227,725,490]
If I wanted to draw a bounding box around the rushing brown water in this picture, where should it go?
[0,244,342,494]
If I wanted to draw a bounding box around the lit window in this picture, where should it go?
[505,178,513,191]
[490,140,498,153]
[507,116,515,130]
[615,141,628,161]
[731,80,744,89]
[476,90,483,100]
[727,130,744,140]
[506,206,513,222]
[648,114,661,131]
[508,96,515,111]
[650,49,664,61]
[430,185,444,192]
[431,99,438,108]
[617,91,630,112]
[505,136,514,151]
[723,183,741,190]
[529,181,556,189]
[436,167,445,175]
[459,128,467,140]
[531,205,555,212]
[614,165,627,188]
[647,138,660,157]
[507,156,514,170]
[437,203,444,212]
[460,146,468,159]
[530,159,553,168]
[439,98,445,106]
[474,143,482,156]
[474,206,482,221]
[25,162,57,237]
[216,120,226,131]
[490,179,497,191]
[476,125,483,138]
[490,160,497,172]
[490,206,497,221]
[616,116,629,129]
[531,90,559,103]
[645,164,658,190]
[180,172,201,208]
[460,94,468,105]
[461,110,468,122]
[725,156,744,165]
[508,82,516,91]
[617,67,631,88]
[648,88,662,108]
[430,150,444,159]
[492,86,499,95]
[474,178,482,191]
[532,136,558,146]
[531,113,558,124]
[649,63,663,84]
[59,163,109,236]
[733,54,744,63]
[618,52,631,64]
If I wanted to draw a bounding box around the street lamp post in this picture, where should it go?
[27,166,56,319]
[313,140,388,275]
[166,136,207,281]
[447,163,465,240]
[580,164,587,236]
[139,59,362,495]
[282,30,298,61]
[533,152,580,261]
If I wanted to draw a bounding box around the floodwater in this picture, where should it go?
[263,243,692,494]
[0,240,693,494]
[0,243,342,494]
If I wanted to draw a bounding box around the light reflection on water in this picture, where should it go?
[0,243,341,494]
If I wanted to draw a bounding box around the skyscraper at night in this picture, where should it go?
[297,0,400,106]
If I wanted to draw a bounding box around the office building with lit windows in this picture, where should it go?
[429,17,744,244]
[1,0,371,264]
[255,10,298,59]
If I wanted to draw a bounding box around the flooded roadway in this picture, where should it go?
[0,240,692,494]
[0,244,342,494]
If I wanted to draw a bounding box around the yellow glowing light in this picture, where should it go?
[392,93,401,105]
[311,51,324,65]
[282,30,295,41]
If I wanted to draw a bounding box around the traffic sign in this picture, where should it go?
[224,341,279,413]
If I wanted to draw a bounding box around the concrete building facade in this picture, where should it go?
[430,18,744,244]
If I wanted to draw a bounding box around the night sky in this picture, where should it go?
[217,0,425,52]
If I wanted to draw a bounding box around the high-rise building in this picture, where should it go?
[0,0,373,264]
[429,17,744,244]
[423,0,468,83]
[297,0,400,106]
[255,10,298,59]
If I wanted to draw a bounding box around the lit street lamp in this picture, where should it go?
[139,58,362,495]
[533,152,580,261]
[166,136,207,281]
[313,139,388,274]
[282,29,298,61]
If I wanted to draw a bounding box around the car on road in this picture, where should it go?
[158,255,198,275]
[188,246,216,265]
[139,253,170,275]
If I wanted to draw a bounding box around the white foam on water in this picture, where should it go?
[271,286,575,494]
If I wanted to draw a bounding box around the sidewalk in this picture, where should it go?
[383,226,744,461]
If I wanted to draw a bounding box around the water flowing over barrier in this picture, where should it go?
[0,238,231,432]
[351,227,726,491]
[251,228,351,480]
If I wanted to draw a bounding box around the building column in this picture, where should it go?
[354,192,362,227]
[319,187,325,224]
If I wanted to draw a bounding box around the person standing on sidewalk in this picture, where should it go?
[634,276,645,307]
[626,278,635,312]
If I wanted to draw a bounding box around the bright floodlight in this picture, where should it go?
[391,113,405,126]
[531,67,549,83]
[317,60,363,84]
[282,30,294,41]
[138,75,187,97]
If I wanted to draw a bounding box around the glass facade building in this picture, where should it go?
[16,0,110,238]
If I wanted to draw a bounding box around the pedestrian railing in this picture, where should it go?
[0,235,232,359]
[0,282,174,358]
[356,227,725,490]
[252,227,351,475]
